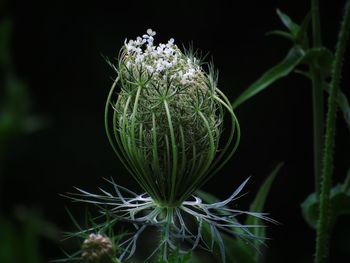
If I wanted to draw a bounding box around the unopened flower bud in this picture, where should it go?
[82,233,115,263]
[107,29,239,206]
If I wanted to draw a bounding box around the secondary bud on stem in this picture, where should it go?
[82,233,115,263]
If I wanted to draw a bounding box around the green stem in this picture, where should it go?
[315,2,350,262]
[158,208,172,262]
[311,0,324,196]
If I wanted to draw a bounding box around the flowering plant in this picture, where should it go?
[59,2,350,262]
[63,29,276,263]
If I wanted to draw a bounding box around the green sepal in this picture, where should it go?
[301,172,350,229]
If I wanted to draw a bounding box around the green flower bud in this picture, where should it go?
[105,29,239,206]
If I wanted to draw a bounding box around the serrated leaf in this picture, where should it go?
[244,163,283,261]
[276,9,300,36]
[232,47,304,109]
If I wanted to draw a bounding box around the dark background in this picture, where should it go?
[1,0,349,262]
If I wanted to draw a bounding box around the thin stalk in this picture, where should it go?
[311,0,324,196]
[315,1,350,262]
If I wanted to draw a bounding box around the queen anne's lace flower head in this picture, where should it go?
[110,29,239,206]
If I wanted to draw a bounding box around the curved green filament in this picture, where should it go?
[205,88,240,180]
[180,111,217,200]
[163,100,178,203]
[174,125,187,194]
[152,113,165,200]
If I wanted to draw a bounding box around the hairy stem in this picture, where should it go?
[315,1,350,262]
[311,0,324,196]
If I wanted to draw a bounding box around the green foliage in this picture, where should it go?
[276,9,301,36]
[231,46,337,111]
[197,163,282,263]
[275,9,310,47]
[0,208,59,263]
[54,208,124,263]
[299,47,333,77]
[244,163,283,260]
[197,190,254,263]
[302,170,350,229]
[154,251,192,263]
[231,9,313,110]
[0,19,46,152]
[231,46,304,109]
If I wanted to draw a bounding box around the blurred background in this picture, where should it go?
[0,0,349,262]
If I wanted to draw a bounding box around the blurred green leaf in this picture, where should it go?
[232,47,304,109]
[0,75,47,150]
[0,218,19,263]
[276,9,300,36]
[246,163,284,222]
[0,215,42,263]
[196,190,221,204]
[155,250,192,263]
[244,163,283,260]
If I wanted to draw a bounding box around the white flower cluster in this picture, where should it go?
[123,29,202,86]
